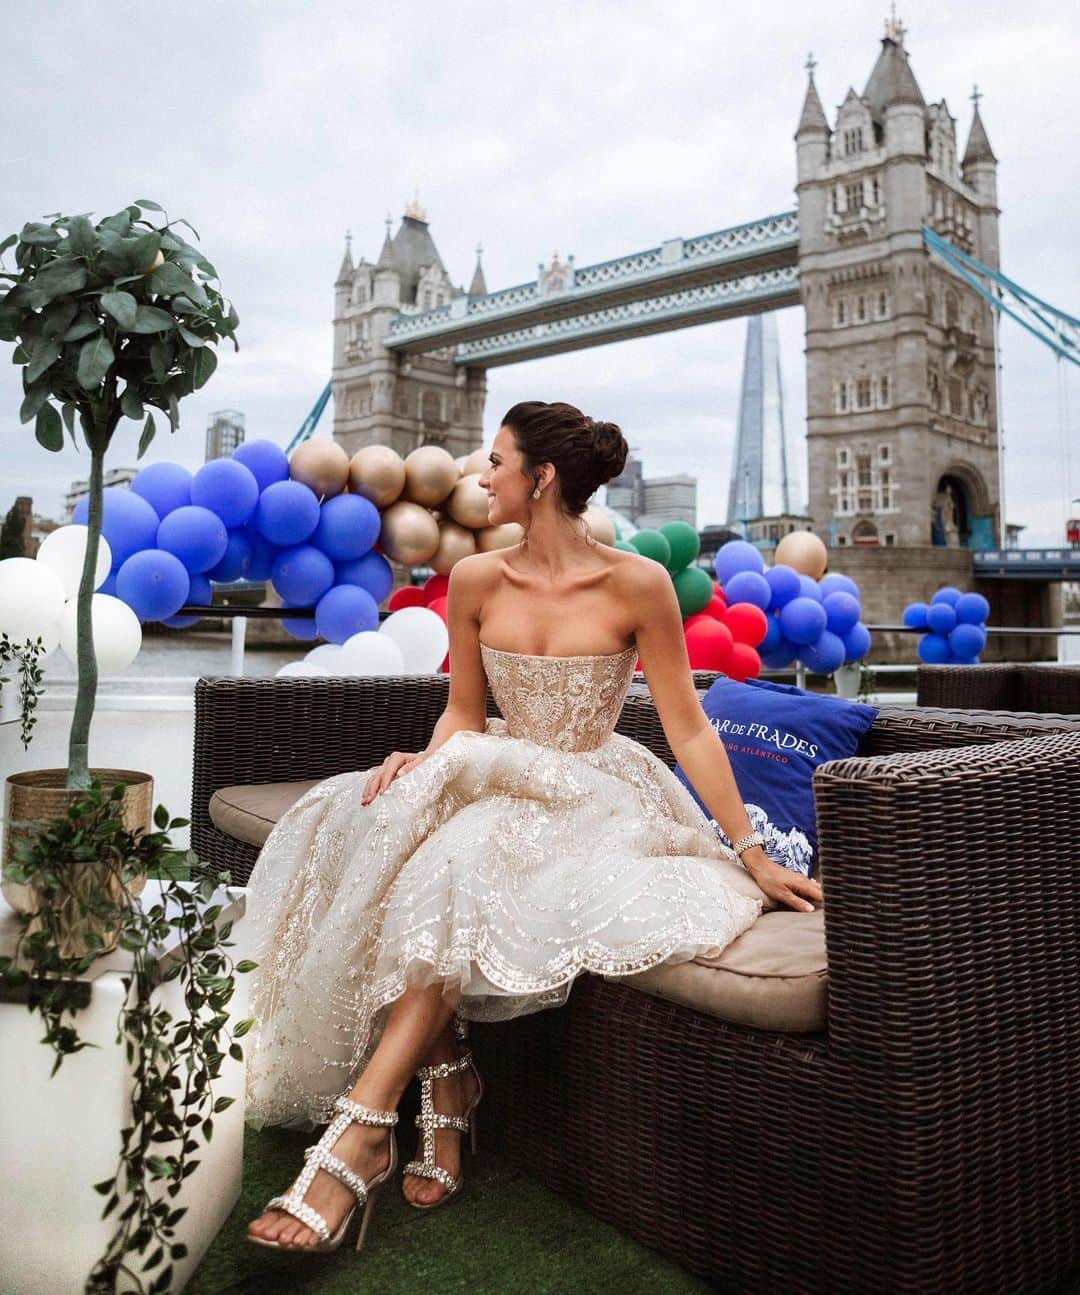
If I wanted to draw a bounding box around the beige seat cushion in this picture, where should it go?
[209,780,321,847]
[612,906,827,1033]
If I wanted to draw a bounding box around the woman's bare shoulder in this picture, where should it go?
[607,546,672,595]
[449,550,504,594]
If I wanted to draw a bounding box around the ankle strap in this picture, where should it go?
[334,1095,398,1127]
[416,1049,473,1081]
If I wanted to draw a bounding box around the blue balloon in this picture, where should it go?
[759,614,783,656]
[760,639,799,670]
[778,596,828,645]
[156,504,229,574]
[254,480,320,546]
[800,629,846,675]
[115,549,190,622]
[902,602,930,629]
[842,621,872,663]
[931,586,962,607]
[73,486,160,570]
[926,602,958,635]
[336,551,394,604]
[313,494,381,562]
[917,632,952,664]
[242,522,278,581]
[98,571,117,597]
[281,604,319,641]
[818,572,860,600]
[723,570,771,610]
[797,574,823,602]
[163,574,211,629]
[949,623,986,658]
[232,439,290,492]
[714,540,764,585]
[131,462,192,520]
[271,544,335,606]
[954,592,990,625]
[764,564,801,610]
[315,584,379,645]
[823,591,861,636]
[206,530,252,583]
[190,458,260,528]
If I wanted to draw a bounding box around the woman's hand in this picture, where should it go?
[741,849,823,914]
[361,751,428,806]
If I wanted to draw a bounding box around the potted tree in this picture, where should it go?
[0,202,237,939]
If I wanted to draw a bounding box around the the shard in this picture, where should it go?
[726,312,793,525]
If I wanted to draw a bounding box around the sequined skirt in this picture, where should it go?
[244,719,763,1129]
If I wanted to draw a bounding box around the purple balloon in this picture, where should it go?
[926,602,958,635]
[206,530,252,583]
[254,480,320,546]
[800,629,846,675]
[73,486,160,570]
[823,591,861,636]
[818,572,860,600]
[336,551,394,604]
[131,462,192,520]
[191,458,260,528]
[115,549,190,622]
[931,586,963,607]
[797,575,823,602]
[157,504,229,574]
[842,621,872,663]
[313,494,381,562]
[271,544,335,606]
[315,584,380,645]
[949,623,986,658]
[778,596,828,645]
[954,592,990,625]
[163,574,212,629]
[714,540,764,585]
[918,632,952,664]
[723,570,771,610]
[764,564,801,610]
[902,602,930,629]
[232,439,290,492]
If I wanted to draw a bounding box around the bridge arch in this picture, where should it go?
[932,461,993,548]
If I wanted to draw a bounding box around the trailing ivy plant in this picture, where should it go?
[0,631,46,748]
[0,203,238,789]
[0,781,256,1295]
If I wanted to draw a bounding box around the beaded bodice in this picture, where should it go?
[479,643,637,753]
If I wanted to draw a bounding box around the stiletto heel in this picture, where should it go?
[403,1026,483,1211]
[470,1113,479,1156]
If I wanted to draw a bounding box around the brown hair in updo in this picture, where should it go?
[500,401,629,516]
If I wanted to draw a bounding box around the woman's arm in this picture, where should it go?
[627,558,822,913]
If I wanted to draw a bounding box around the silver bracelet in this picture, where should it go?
[731,830,765,858]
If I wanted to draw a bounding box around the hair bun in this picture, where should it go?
[586,418,629,484]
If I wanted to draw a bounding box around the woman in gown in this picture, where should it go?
[246,401,822,1254]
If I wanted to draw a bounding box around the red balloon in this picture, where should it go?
[704,593,727,619]
[428,595,449,623]
[723,601,768,647]
[685,619,734,671]
[424,572,450,603]
[387,585,427,611]
[726,641,762,682]
[440,652,450,673]
[683,612,714,632]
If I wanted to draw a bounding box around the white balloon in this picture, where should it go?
[378,606,449,674]
[304,643,346,672]
[58,594,142,673]
[339,631,406,676]
[36,525,112,599]
[276,661,329,678]
[0,558,66,646]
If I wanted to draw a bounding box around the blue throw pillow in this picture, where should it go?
[673,676,877,877]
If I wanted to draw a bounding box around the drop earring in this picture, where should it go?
[532,487,541,499]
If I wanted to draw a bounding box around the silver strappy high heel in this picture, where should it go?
[249,1096,399,1253]
[403,1016,483,1211]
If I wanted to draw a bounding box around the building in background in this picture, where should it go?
[605,455,697,530]
[205,409,245,461]
[64,468,137,520]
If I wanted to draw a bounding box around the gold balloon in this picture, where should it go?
[581,504,616,546]
[349,445,405,508]
[454,455,470,472]
[289,437,350,499]
[403,445,461,507]
[379,501,441,566]
[774,530,828,580]
[446,473,491,529]
[476,523,524,551]
[462,447,491,477]
[430,521,477,573]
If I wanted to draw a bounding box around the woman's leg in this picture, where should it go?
[401,1019,481,1207]
[248,980,460,1247]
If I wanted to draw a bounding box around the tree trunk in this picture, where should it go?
[66,442,105,789]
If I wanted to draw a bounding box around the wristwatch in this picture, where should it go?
[731,830,765,858]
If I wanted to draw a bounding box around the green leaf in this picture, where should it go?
[19,383,49,423]
[76,332,115,391]
[176,323,205,348]
[120,386,144,420]
[135,198,165,212]
[40,299,79,340]
[148,261,208,308]
[132,304,174,334]
[65,215,97,256]
[191,345,217,390]
[234,960,258,973]
[61,401,76,441]
[212,1095,235,1113]
[167,392,179,431]
[64,313,100,342]
[26,337,62,383]
[232,1017,254,1037]
[137,412,157,458]
[100,290,138,330]
[35,403,63,452]
[26,259,88,306]
[0,234,17,256]
[20,222,60,246]
[125,230,162,273]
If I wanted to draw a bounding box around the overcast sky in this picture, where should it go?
[3,0,1076,544]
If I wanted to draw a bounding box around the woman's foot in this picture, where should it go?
[401,1030,481,1207]
[247,1119,394,1249]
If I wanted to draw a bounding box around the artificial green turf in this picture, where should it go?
[187,1125,712,1295]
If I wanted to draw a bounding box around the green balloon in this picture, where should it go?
[629,529,672,566]
[672,565,714,618]
[660,521,701,572]
[613,539,638,553]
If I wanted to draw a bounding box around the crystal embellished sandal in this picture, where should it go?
[403,1016,483,1211]
[248,1096,399,1253]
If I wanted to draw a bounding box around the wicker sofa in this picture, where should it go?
[917,661,1080,713]
[192,676,1080,1294]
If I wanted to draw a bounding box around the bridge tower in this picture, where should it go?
[796,23,1002,549]
[331,200,487,459]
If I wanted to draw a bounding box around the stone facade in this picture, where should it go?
[796,27,1002,552]
[331,201,487,460]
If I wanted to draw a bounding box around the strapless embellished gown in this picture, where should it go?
[244,643,764,1129]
